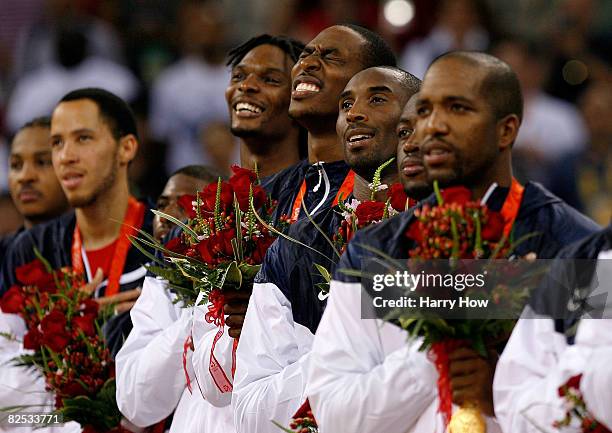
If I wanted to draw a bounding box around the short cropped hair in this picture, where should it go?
[338,24,397,68]
[171,165,227,182]
[226,34,305,68]
[430,51,523,121]
[9,117,51,149]
[59,88,139,141]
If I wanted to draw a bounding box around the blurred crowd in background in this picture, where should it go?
[0,0,610,235]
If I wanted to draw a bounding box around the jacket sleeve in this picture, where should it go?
[190,301,234,408]
[305,279,438,433]
[493,310,591,433]
[115,276,194,427]
[231,281,314,433]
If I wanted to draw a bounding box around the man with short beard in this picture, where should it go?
[225,34,306,177]
[115,35,305,433]
[228,66,426,433]
[0,88,153,432]
[305,52,600,433]
[1,117,70,264]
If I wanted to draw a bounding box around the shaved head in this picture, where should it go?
[429,51,523,122]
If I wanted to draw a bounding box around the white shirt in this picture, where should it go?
[115,276,234,433]
[0,310,81,433]
[306,280,501,433]
[231,281,314,433]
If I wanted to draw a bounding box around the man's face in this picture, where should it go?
[153,173,211,241]
[337,68,408,180]
[397,96,430,199]
[51,99,120,208]
[226,44,295,140]
[9,126,68,221]
[289,26,368,123]
[415,58,499,188]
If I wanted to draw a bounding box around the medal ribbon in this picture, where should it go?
[499,178,524,237]
[71,196,145,296]
[290,170,355,223]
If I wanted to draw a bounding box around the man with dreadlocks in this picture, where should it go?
[115,34,305,433]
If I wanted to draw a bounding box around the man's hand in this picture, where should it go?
[449,347,498,417]
[96,288,142,314]
[77,267,141,314]
[223,286,253,339]
[79,268,104,296]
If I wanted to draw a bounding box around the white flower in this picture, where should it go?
[368,182,389,192]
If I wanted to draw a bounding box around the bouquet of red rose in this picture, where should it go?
[309,159,411,299]
[0,256,121,433]
[333,158,409,255]
[553,375,611,433]
[131,165,287,392]
[132,165,286,307]
[385,180,540,432]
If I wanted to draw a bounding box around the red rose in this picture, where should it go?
[482,211,505,241]
[215,229,236,258]
[440,186,472,205]
[230,174,253,211]
[200,181,234,213]
[79,299,99,316]
[41,310,67,335]
[252,185,267,210]
[250,235,275,264]
[0,286,26,314]
[355,201,386,227]
[165,236,189,256]
[230,165,257,183]
[72,314,96,337]
[15,260,49,286]
[197,229,236,265]
[197,237,217,264]
[177,195,197,219]
[388,183,409,212]
[23,328,43,350]
[43,331,71,353]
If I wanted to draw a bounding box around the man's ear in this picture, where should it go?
[497,114,520,151]
[118,134,138,165]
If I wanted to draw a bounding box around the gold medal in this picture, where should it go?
[448,402,486,433]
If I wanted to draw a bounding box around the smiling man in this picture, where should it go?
[1,117,69,263]
[226,66,423,433]
[225,34,305,177]
[265,24,397,223]
[305,51,599,433]
[115,35,306,433]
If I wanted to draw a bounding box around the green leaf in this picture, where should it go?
[313,263,331,283]
[250,200,337,263]
[220,261,242,289]
[150,209,199,239]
